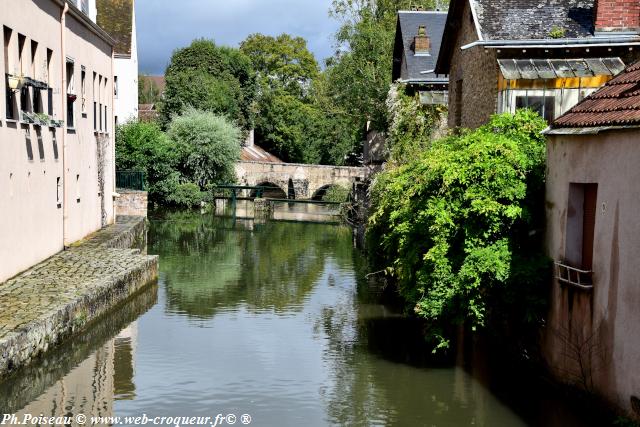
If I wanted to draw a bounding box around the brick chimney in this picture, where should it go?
[414,26,431,54]
[595,0,640,33]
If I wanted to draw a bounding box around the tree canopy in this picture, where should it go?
[162,39,257,132]
[240,33,319,97]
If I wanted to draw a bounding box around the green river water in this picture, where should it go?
[0,203,606,426]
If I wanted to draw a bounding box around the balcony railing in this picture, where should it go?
[555,261,593,290]
[116,170,145,191]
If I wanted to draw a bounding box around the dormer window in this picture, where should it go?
[414,26,431,55]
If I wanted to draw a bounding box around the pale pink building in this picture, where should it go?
[544,61,640,420]
[0,0,116,282]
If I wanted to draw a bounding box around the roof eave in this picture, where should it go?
[544,124,640,135]
[53,0,116,47]
[462,36,640,50]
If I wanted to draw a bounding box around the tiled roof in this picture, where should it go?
[395,11,448,82]
[552,61,640,129]
[96,0,133,55]
[475,0,595,40]
[241,145,283,163]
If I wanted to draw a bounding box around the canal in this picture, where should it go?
[0,205,606,426]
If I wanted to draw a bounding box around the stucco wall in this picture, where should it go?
[114,5,138,124]
[544,130,640,420]
[447,1,499,129]
[0,0,115,282]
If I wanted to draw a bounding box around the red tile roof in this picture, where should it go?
[552,61,640,129]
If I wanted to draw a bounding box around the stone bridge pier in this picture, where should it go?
[235,161,368,200]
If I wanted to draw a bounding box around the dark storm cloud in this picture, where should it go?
[136,0,340,75]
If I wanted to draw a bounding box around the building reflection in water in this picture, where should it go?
[15,323,138,421]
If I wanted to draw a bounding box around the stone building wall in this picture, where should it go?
[447,1,499,129]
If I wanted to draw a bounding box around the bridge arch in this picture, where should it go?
[311,184,348,201]
[251,181,288,199]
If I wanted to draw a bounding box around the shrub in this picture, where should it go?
[368,110,550,350]
[115,121,177,203]
[322,185,351,203]
[167,108,242,191]
[165,182,203,208]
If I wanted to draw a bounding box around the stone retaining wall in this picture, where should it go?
[0,216,158,378]
[115,189,148,217]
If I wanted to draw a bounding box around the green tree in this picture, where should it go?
[115,121,178,203]
[162,39,257,131]
[324,0,449,152]
[138,75,162,104]
[167,108,242,190]
[240,33,320,97]
[368,110,549,350]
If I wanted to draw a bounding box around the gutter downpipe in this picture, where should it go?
[61,1,69,247]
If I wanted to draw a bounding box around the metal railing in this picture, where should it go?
[116,170,145,191]
[555,261,593,290]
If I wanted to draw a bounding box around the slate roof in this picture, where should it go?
[551,61,640,129]
[475,0,595,40]
[96,0,134,55]
[394,11,448,82]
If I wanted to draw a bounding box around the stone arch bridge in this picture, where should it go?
[235,161,368,200]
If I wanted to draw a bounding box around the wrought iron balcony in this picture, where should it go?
[555,261,593,290]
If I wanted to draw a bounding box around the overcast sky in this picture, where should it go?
[136,0,340,75]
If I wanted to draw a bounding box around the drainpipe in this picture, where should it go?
[60,1,69,246]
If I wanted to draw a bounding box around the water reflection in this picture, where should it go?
[0,211,604,426]
[0,284,157,415]
[214,199,342,223]
[149,209,353,319]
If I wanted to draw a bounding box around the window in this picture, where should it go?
[46,49,53,116]
[4,27,17,120]
[20,86,30,115]
[3,26,12,73]
[516,95,555,123]
[566,183,598,271]
[114,75,118,98]
[81,0,89,14]
[17,34,25,74]
[104,77,108,132]
[56,177,61,208]
[76,174,80,203]
[81,67,86,114]
[30,40,37,78]
[25,128,33,160]
[36,127,44,160]
[51,129,58,159]
[93,71,97,130]
[98,74,102,131]
[66,60,75,127]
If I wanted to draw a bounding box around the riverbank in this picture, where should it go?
[0,216,158,378]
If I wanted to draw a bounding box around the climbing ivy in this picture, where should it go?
[368,110,550,350]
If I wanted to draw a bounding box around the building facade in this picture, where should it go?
[392,9,448,104]
[544,61,640,420]
[435,0,640,129]
[97,0,138,125]
[0,0,116,283]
